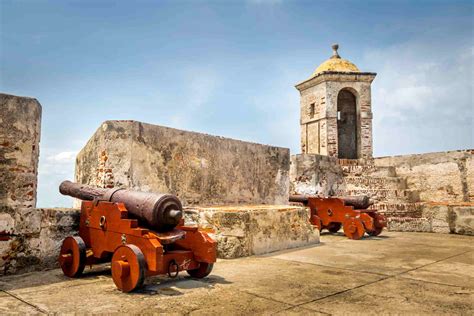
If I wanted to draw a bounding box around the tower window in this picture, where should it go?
[309,103,315,118]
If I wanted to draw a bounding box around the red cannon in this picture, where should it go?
[58,181,216,292]
[290,195,386,240]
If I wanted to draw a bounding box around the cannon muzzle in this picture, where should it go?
[60,180,183,231]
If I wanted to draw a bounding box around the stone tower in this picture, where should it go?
[295,44,376,159]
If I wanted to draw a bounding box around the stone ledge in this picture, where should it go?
[386,204,474,236]
[387,217,431,232]
[184,205,319,259]
[449,205,474,236]
[0,208,80,275]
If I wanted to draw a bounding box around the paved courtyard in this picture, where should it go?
[1,231,473,315]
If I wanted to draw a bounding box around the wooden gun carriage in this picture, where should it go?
[58,181,216,292]
[290,195,386,240]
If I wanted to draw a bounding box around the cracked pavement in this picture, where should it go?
[1,231,473,315]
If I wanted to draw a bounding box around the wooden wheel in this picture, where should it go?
[187,262,214,278]
[111,245,146,292]
[367,226,384,236]
[59,236,86,277]
[368,214,385,236]
[326,222,342,233]
[310,215,322,231]
[343,218,365,240]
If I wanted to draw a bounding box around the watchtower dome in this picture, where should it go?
[295,44,376,159]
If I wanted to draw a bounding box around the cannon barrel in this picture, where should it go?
[59,181,183,231]
[289,194,372,209]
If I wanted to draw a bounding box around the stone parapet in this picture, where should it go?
[290,154,344,196]
[184,205,319,258]
[0,208,80,275]
[340,164,396,177]
[449,205,474,235]
[374,150,473,203]
[76,120,290,206]
[335,188,420,204]
[384,203,473,235]
[387,217,431,232]
[290,152,474,236]
[0,93,42,210]
[344,176,406,190]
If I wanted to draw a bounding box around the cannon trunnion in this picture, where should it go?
[58,182,216,292]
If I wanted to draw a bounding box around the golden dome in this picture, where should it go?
[312,44,360,76]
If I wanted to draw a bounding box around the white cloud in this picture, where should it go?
[46,151,77,163]
[37,149,78,207]
[365,41,473,155]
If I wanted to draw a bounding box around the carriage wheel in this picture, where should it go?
[343,218,365,240]
[59,236,86,277]
[310,215,322,231]
[111,245,146,292]
[368,214,385,236]
[326,222,342,233]
[367,226,384,236]
[187,262,214,278]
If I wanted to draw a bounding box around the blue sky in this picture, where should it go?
[1,0,472,207]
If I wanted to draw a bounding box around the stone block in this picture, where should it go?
[0,213,15,234]
[185,205,319,258]
[387,217,431,232]
[0,208,79,275]
[290,154,344,196]
[13,208,42,235]
[0,93,42,210]
[374,150,473,204]
[39,208,81,234]
[421,204,450,234]
[76,120,290,206]
[449,206,474,236]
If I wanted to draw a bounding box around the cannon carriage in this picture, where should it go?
[58,181,216,292]
[290,195,386,240]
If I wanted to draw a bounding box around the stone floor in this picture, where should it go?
[1,232,473,315]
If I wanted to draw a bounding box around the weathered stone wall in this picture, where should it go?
[0,93,44,274]
[388,203,473,235]
[373,150,473,235]
[185,205,319,258]
[290,150,474,235]
[298,82,327,155]
[0,208,80,274]
[0,93,41,213]
[374,150,473,203]
[0,94,80,275]
[76,120,290,206]
[290,154,344,196]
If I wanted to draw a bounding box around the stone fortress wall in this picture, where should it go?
[75,120,318,259]
[290,150,474,235]
[0,95,318,274]
[0,94,79,275]
[76,120,290,206]
[0,45,472,275]
[291,44,473,236]
[373,151,473,234]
